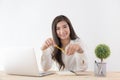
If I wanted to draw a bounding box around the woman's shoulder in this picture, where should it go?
[70,38,85,46]
[72,38,81,42]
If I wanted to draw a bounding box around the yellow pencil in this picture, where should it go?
[54,45,65,54]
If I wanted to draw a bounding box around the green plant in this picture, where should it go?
[95,44,111,63]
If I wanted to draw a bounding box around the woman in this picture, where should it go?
[41,15,88,71]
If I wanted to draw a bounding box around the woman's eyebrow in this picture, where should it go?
[63,23,68,26]
[56,23,68,28]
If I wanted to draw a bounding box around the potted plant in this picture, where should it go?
[94,44,111,77]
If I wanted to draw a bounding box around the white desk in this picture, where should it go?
[0,71,120,80]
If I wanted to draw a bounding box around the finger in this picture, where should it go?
[47,38,54,46]
[48,38,53,45]
[66,45,72,55]
[51,38,57,47]
[68,45,76,55]
[42,42,49,50]
[50,38,56,46]
[69,48,74,55]
[66,46,69,55]
[45,41,49,47]
[45,43,49,48]
[70,44,77,52]
[46,40,51,47]
[72,46,76,53]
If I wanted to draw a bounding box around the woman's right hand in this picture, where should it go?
[41,38,55,50]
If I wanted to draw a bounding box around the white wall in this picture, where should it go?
[0,0,120,71]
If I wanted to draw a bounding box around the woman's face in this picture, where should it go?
[56,21,70,40]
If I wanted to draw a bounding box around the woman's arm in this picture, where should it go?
[74,38,88,71]
[77,53,88,71]
[41,46,54,71]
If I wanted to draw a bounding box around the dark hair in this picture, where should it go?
[51,15,78,70]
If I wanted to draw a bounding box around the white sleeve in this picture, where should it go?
[74,38,85,53]
[41,46,54,71]
[74,38,88,71]
[75,53,88,71]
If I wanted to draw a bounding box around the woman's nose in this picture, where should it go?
[59,29,64,34]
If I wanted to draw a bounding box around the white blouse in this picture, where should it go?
[41,38,88,71]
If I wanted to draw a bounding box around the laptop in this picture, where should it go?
[3,47,54,77]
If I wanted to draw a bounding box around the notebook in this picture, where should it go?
[3,47,54,77]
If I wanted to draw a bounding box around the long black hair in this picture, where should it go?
[52,15,78,70]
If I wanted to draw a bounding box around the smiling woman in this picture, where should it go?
[0,0,120,72]
[41,15,88,71]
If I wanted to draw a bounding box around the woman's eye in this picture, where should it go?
[56,28,60,30]
[63,25,67,28]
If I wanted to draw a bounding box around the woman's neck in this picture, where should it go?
[61,38,70,48]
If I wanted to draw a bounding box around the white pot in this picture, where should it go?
[94,62,106,77]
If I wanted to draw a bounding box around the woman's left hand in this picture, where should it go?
[66,44,83,55]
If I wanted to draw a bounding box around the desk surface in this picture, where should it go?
[0,71,120,80]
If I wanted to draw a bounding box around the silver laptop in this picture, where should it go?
[3,47,54,77]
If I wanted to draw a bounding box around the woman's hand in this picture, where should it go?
[41,38,54,50]
[66,44,83,55]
